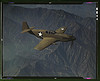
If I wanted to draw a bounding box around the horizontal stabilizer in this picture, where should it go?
[30,27,35,29]
[21,29,31,33]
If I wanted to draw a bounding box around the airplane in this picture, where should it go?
[21,22,76,51]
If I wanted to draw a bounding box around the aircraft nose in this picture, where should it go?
[72,36,76,40]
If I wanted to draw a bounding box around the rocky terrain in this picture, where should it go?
[3,4,96,79]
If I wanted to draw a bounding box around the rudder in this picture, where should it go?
[21,22,34,35]
[22,22,29,31]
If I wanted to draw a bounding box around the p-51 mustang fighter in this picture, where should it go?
[21,22,76,50]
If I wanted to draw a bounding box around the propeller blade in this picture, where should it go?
[70,41,73,48]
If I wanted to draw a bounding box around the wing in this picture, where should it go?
[56,27,67,33]
[34,37,57,50]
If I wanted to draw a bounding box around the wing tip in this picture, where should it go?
[34,47,42,51]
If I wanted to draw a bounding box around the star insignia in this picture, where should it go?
[38,32,42,37]
[61,28,64,30]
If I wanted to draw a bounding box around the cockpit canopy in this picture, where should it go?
[46,31,56,34]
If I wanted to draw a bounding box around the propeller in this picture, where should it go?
[70,34,74,48]
[70,40,73,48]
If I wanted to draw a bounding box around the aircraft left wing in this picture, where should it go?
[34,37,57,50]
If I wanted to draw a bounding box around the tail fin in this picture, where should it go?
[22,22,29,30]
[21,22,31,33]
[21,22,35,35]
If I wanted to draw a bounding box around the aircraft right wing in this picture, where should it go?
[34,37,57,50]
[56,27,67,33]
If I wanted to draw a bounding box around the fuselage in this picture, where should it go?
[21,22,76,50]
[31,29,76,42]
